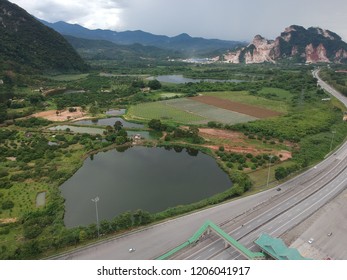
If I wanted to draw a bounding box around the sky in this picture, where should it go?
[9,0,347,42]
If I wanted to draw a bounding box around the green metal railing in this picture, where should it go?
[156,220,265,260]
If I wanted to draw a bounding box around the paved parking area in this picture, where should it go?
[282,188,347,260]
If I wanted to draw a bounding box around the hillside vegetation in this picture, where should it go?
[0,0,88,72]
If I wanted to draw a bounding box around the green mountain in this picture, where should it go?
[64,35,183,61]
[40,19,245,55]
[0,0,88,72]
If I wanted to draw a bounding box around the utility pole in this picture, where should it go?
[91,196,100,238]
[266,155,274,188]
[330,130,336,152]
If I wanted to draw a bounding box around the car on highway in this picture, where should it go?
[308,238,314,244]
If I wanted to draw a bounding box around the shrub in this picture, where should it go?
[2,200,14,210]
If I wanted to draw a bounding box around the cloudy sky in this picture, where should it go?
[9,0,347,42]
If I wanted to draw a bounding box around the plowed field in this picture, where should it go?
[190,96,281,118]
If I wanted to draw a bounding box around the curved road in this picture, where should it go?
[55,69,347,260]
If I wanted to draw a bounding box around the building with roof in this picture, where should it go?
[255,233,311,260]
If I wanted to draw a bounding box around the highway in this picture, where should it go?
[55,69,347,260]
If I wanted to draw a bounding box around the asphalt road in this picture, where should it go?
[54,69,347,260]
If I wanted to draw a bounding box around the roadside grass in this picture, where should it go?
[202,91,289,113]
[247,160,297,191]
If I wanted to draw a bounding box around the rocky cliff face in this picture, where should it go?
[223,25,347,64]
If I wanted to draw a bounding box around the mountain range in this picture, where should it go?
[39,19,244,55]
[1,0,347,73]
[222,25,347,64]
[0,0,88,72]
[63,35,182,61]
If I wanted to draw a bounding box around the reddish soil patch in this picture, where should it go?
[206,145,291,161]
[199,128,245,143]
[189,96,281,118]
[31,107,87,122]
[199,128,292,161]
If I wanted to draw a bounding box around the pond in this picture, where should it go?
[60,146,232,227]
[146,75,243,84]
[49,125,105,135]
[73,117,144,128]
[105,109,126,116]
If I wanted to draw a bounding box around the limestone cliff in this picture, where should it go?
[222,25,347,64]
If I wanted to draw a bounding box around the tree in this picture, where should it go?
[148,119,163,131]
[1,200,14,210]
[114,211,133,230]
[113,120,123,132]
[148,79,162,90]
[117,128,128,138]
[115,136,126,145]
[275,167,288,180]
[89,102,100,116]
[0,104,7,123]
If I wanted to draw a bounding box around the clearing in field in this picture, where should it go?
[190,95,281,118]
[31,107,87,122]
[199,128,292,161]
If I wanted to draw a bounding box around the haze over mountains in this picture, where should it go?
[39,19,245,55]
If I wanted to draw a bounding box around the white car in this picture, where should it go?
[308,238,314,244]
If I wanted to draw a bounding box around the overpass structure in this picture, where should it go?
[156,220,265,260]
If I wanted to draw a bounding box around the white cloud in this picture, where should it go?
[10,0,125,30]
[8,0,347,41]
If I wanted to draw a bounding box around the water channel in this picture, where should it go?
[60,146,232,227]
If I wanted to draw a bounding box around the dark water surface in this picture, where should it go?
[60,146,231,227]
[73,117,144,128]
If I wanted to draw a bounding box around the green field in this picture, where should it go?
[202,90,289,113]
[127,98,257,125]
[159,93,184,98]
[127,101,208,124]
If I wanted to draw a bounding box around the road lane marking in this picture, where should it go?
[270,176,347,236]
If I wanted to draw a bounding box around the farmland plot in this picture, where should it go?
[164,98,258,124]
[127,98,257,125]
[126,101,207,124]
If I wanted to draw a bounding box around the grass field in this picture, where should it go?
[126,101,208,124]
[159,93,184,98]
[127,98,258,125]
[202,90,289,113]
[258,87,293,102]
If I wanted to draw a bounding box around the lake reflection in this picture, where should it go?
[60,146,231,227]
